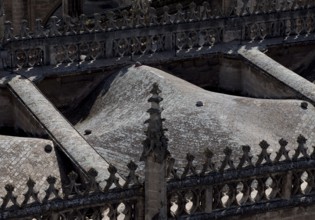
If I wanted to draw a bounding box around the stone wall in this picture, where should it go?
[0,87,46,136]
[240,61,298,99]
[35,70,111,114]
[0,88,13,127]
[3,0,61,31]
[158,56,301,99]
[239,48,315,104]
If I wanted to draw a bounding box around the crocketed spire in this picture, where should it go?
[141,83,169,163]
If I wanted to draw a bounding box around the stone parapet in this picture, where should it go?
[1,1,314,72]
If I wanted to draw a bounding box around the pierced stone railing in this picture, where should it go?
[2,83,315,219]
[1,1,315,71]
[166,135,315,219]
[2,135,315,219]
[0,161,143,220]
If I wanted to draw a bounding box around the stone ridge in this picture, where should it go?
[7,76,121,186]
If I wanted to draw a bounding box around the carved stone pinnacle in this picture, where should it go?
[297,134,307,144]
[141,83,169,163]
[259,140,270,149]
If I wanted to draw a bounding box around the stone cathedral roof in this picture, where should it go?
[74,65,315,176]
[0,135,62,199]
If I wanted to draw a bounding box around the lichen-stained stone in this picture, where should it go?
[0,135,61,202]
[7,76,119,187]
[74,65,315,177]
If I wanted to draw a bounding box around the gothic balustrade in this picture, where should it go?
[2,134,315,219]
[0,161,143,219]
[2,83,315,219]
[1,1,315,70]
[2,0,314,41]
[166,134,315,219]
[245,15,315,41]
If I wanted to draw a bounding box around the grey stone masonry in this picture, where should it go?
[238,47,315,105]
[0,135,62,200]
[6,75,122,186]
[142,83,168,220]
[2,0,315,77]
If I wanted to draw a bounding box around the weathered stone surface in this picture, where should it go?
[7,76,121,186]
[74,65,315,176]
[238,48,315,104]
[0,135,61,200]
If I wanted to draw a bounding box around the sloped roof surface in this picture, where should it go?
[0,135,62,200]
[75,65,315,176]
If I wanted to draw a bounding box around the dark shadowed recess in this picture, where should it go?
[0,127,30,137]
[267,44,315,82]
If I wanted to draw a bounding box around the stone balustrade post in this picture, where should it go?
[141,83,169,220]
[105,36,113,58]
[165,32,173,52]
[282,171,292,200]
[204,186,213,212]
[135,196,145,220]
[210,0,227,15]
[50,213,59,220]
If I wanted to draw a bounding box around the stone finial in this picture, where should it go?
[219,147,235,172]
[297,134,307,144]
[106,11,117,30]
[86,168,101,193]
[3,21,13,42]
[104,164,121,191]
[64,171,82,197]
[21,178,39,206]
[63,15,75,35]
[93,13,103,32]
[131,0,151,13]
[34,19,44,38]
[274,138,290,162]
[238,145,254,169]
[188,2,198,21]
[124,161,141,188]
[48,16,61,37]
[256,140,272,165]
[161,6,171,25]
[43,176,60,202]
[1,184,19,209]
[166,157,179,179]
[181,153,197,178]
[20,20,30,39]
[174,3,185,23]
[141,83,169,163]
[200,148,216,175]
[148,7,158,26]
[78,14,88,34]
[292,134,309,160]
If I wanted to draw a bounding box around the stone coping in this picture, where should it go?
[7,75,122,187]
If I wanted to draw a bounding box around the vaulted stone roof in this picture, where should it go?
[74,65,315,177]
